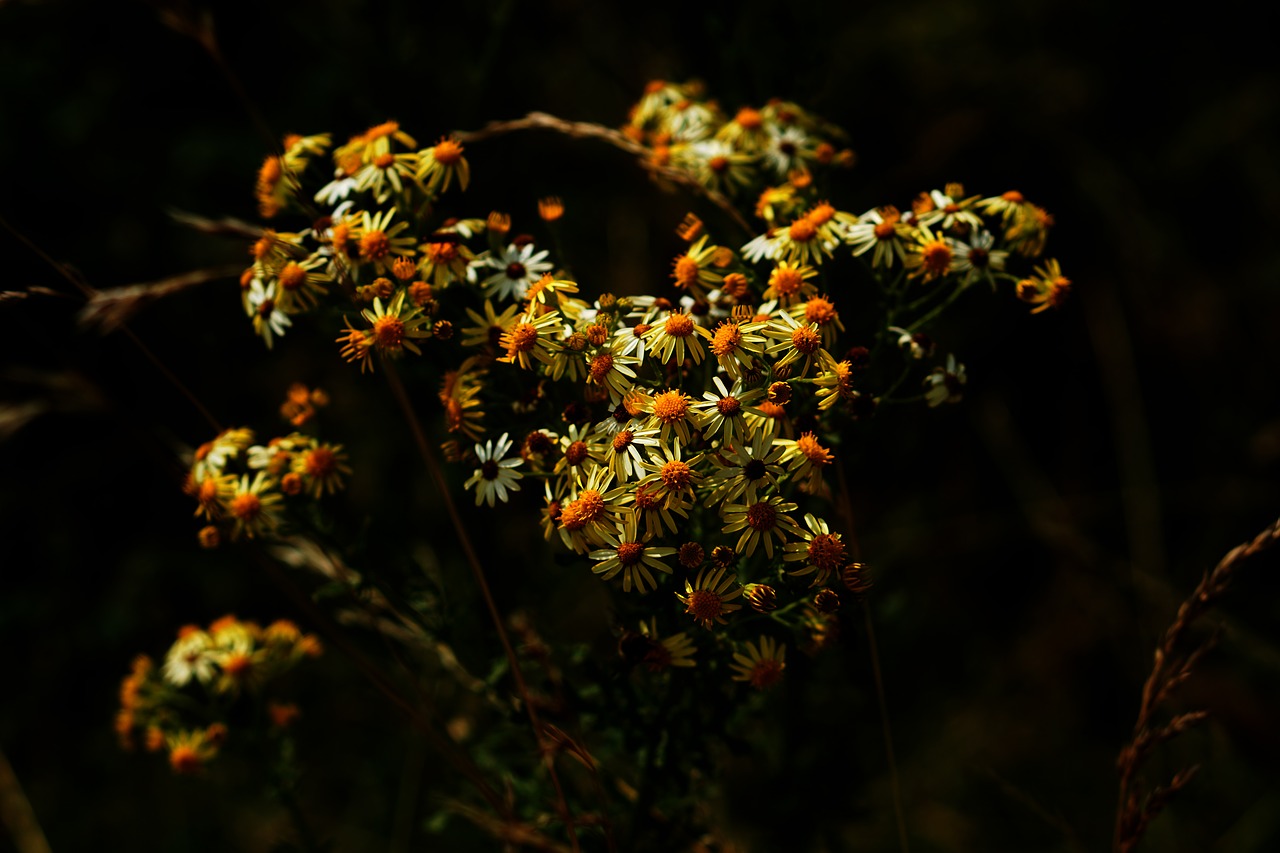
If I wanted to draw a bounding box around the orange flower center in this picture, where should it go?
[749,659,784,690]
[565,440,589,466]
[223,653,253,677]
[589,353,615,382]
[197,478,219,504]
[673,256,700,287]
[686,589,724,622]
[807,532,846,572]
[634,484,661,510]
[664,313,695,336]
[426,242,458,263]
[652,390,690,423]
[360,230,391,260]
[304,447,336,478]
[791,326,822,354]
[716,395,741,416]
[807,203,835,225]
[433,139,464,165]
[758,401,786,420]
[374,152,395,169]
[710,323,742,357]
[735,108,763,130]
[796,432,833,464]
[615,541,644,566]
[373,315,406,349]
[508,322,538,352]
[278,262,306,291]
[770,266,805,295]
[1002,190,1024,203]
[745,501,777,531]
[709,155,729,173]
[873,220,897,240]
[169,746,202,774]
[660,460,692,490]
[612,430,635,452]
[230,492,261,521]
[920,240,952,276]
[788,218,817,242]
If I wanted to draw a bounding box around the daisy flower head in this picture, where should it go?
[498,307,563,370]
[352,148,420,204]
[915,183,984,232]
[979,189,1035,225]
[478,242,553,302]
[636,618,697,671]
[272,254,332,313]
[554,421,603,480]
[952,229,1009,289]
[673,139,755,196]
[1005,204,1055,258]
[761,124,815,179]
[223,472,284,540]
[813,354,858,411]
[764,310,828,379]
[353,207,416,278]
[290,442,352,498]
[636,441,704,508]
[439,360,487,441]
[715,106,770,153]
[905,225,955,282]
[790,295,845,350]
[783,513,848,587]
[461,299,521,351]
[677,566,743,630]
[707,317,768,380]
[774,431,835,494]
[644,309,713,367]
[463,432,524,507]
[588,510,677,594]
[762,260,818,306]
[1016,258,1071,313]
[360,290,433,359]
[417,136,470,194]
[704,426,787,506]
[846,205,916,269]
[190,428,254,481]
[722,494,803,559]
[584,338,642,405]
[601,423,662,484]
[623,478,691,540]
[418,234,476,288]
[730,635,786,690]
[246,278,292,349]
[923,355,967,407]
[162,629,215,687]
[645,388,701,445]
[692,375,765,448]
[557,465,628,554]
[670,235,726,299]
[769,213,834,267]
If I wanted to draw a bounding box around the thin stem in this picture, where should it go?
[381,362,581,851]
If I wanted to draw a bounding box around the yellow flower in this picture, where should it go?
[676,567,743,630]
[730,636,786,690]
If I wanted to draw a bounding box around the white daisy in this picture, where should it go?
[163,630,217,686]
[464,432,524,507]
[477,243,553,301]
[246,279,292,349]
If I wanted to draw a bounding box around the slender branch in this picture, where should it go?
[381,362,581,851]
[456,112,754,236]
[0,749,52,853]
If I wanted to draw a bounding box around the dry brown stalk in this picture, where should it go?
[456,112,754,236]
[78,264,243,332]
[1114,514,1280,852]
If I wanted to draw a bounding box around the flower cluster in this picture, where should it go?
[116,616,322,774]
[215,86,1071,691]
[183,394,350,546]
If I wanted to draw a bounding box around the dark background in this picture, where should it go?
[3,0,1280,850]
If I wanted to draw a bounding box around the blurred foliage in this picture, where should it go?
[3,0,1280,850]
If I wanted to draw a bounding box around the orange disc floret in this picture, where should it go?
[372,315,406,349]
[612,430,635,452]
[169,744,203,775]
[710,322,743,357]
[672,255,700,289]
[615,541,644,566]
[222,653,253,680]
[807,533,847,574]
[651,390,691,423]
[278,262,306,291]
[796,432,833,465]
[721,272,749,299]
[564,440,589,467]
[506,322,539,353]
[229,492,261,522]
[280,473,303,496]
[685,589,725,623]
[791,326,822,354]
[633,484,661,511]
[745,501,777,531]
[373,152,395,169]
[735,107,763,130]
[803,296,837,326]
[788,218,817,242]
[365,120,401,140]
[360,230,390,261]
[807,202,836,226]
[748,658,785,690]
[769,266,806,297]
[432,137,464,165]
[918,238,952,278]
[660,460,692,490]
[302,447,337,479]
[664,313,695,337]
[716,395,741,416]
[572,489,606,524]
[588,353,615,383]
[251,230,277,261]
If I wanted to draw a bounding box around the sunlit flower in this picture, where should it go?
[223,472,283,540]
[676,567,743,630]
[463,432,524,507]
[783,513,848,587]
[588,511,677,593]
[417,136,470,193]
[846,205,916,268]
[476,242,553,301]
[722,494,803,558]
[691,375,764,447]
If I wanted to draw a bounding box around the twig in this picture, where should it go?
[0,749,52,853]
[78,264,243,332]
[456,112,754,236]
[1114,514,1280,852]
[382,361,581,851]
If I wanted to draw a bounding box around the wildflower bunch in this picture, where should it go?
[183,388,350,545]
[116,616,322,774]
